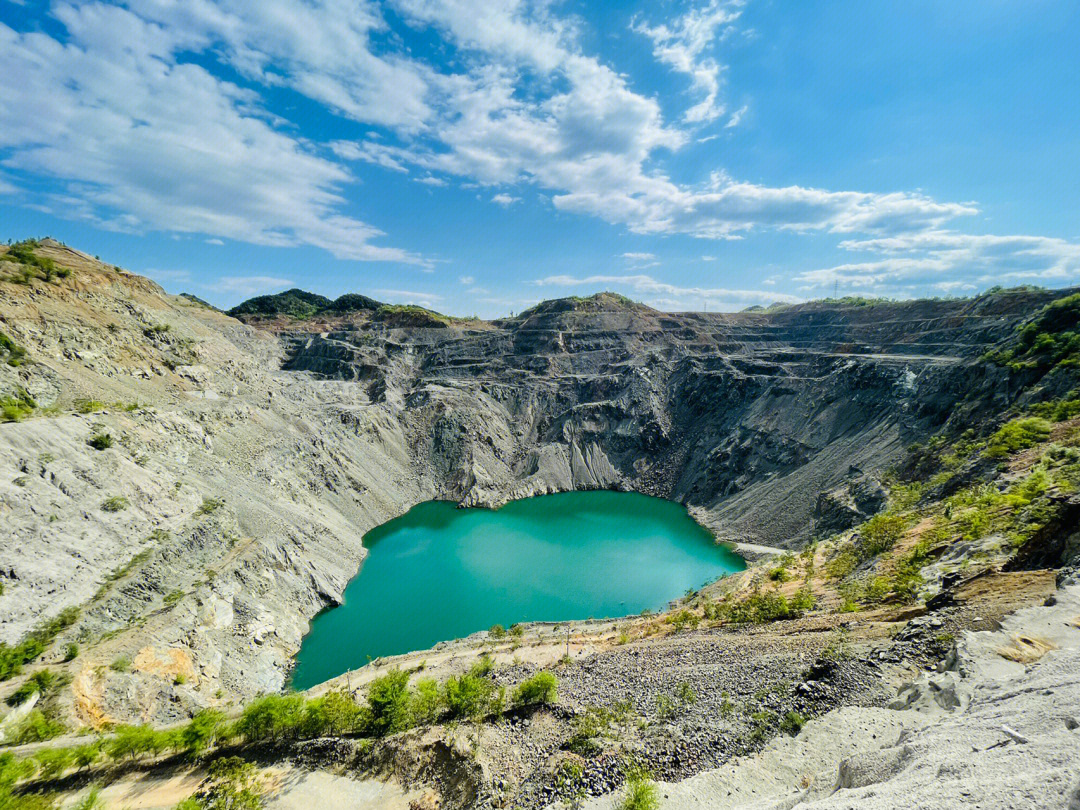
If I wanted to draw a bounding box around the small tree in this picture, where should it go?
[181,709,227,757]
[512,671,557,707]
[365,670,411,736]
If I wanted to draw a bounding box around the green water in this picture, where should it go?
[290,491,744,689]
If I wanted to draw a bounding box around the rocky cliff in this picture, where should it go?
[0,239,1075,726]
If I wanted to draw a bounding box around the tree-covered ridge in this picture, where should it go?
[226,289,336,319]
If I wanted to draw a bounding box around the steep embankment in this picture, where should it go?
[0,238,1076,732]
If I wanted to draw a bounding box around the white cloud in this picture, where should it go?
[633,1,742,123]
[0,8,426,265]
[458,275,474,285]
[725,103,748,128]
[701,255,717,261]
[621,252,658,261]
[796,230,1080,291]
[415,175,447,186]
[205,238,225,245]
[330,139,410,173]
[203,275,293,296]
[0,175,16,194]
[323,2,968,242]
[0,0,1068,292]
[532,272,800,310]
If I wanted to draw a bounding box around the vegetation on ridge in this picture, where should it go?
[985,292,1080,371]
[0,240,71,285]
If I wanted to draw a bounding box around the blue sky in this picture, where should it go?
[1,0,1078,316]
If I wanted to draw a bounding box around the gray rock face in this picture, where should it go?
[811,474,888,538]
[0,249,1074,724]
[275,290,1060,548]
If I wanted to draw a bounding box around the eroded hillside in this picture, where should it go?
[0,238,1077,736]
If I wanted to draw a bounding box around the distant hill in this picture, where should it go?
[227,288,338,319]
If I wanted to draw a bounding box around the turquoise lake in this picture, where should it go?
[289,491,745,689]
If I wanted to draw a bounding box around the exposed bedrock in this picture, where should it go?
[0,245,1074,723]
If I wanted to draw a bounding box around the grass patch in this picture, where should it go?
[1,388,36,422]
[0,331,28,367]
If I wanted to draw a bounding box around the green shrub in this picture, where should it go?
[676,681,696,705]
[789,585,817,614]
[5,670,57,707]
[9,709,66,744]
[443,670,498,720]
[235,694,306,742]
[1,240,68,284]
[860,513,907,556]
[512,671,557,707]
[101,496,129,512]
[301,690,363,737]
[110,655,132,673]
[779,710,806,736]
[108,724,165,761]
[196,497,224,516]
[655,693,676,720]
[0,331,29,367]
[364,670,412,735]
[409,678,444,726]
[195,756,264,810]
[73,741,102,770]
[666,609,699,632]
[0,607,79,681]
[985,418,1053,458]
[179,709,228,757]
[563,703,632,757]
[73,787,104,810]
[87,433,113,450]
[987,293,1080,370]
[63,643,79,662]
[34,748,75,779]
[617,764,660,810]
[488,624,506,639]
[718,692,736,719]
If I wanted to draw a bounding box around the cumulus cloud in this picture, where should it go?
[0,7,425,265]
[0,0,1069,292]
[797,230,1080,291]
[633,1,742,123]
